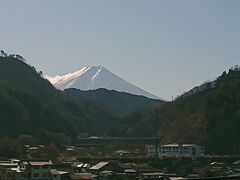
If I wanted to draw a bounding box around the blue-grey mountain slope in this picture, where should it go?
[46,66,162,100]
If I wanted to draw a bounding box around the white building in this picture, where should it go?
[146,145,159,157]
[146,144,205,157]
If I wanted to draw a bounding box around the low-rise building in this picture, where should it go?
[159,144,205,157]
[146,145,159,157]
[146,144,205,157]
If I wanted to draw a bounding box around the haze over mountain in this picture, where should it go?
[46,66,161,100]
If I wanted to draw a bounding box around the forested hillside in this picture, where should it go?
[63,88,164,114]
[0,56,129,139]
[0,55,164,157]
[0,56,87,142]
[1,54,239,155]
[109,67,240,154]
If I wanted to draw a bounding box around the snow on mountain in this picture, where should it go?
[45,66,162,100]
[0,50,7,57]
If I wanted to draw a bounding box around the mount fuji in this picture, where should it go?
[45,66,161,99]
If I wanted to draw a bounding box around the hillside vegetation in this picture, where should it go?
[0,54,239,156]
[0,56,88,141]
[63,88,164,114]
[109,67,240,155]
[0,55,163,157]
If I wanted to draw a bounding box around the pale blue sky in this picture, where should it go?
[0,0,240,100]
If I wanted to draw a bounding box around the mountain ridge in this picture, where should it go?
[109,67,240,154]
[0,56,164,144]
[63,88,164,114]
[46,66,162,100]
[1,51,240,155]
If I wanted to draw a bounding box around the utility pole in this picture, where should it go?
[155,108,158,159]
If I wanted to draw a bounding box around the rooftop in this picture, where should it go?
[0,162,18,167]
[51,169,68,175]
[161,144,203,147]
[24,161,53,166]
[90,161,109,170]
[124,169,137,173]
[142,172,165,176]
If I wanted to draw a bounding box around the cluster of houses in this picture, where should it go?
[0,143,206,180]
[0,159,68,180]
[4,143,232,180]
[2,155,240,179]
[146,144,205,157]
[0,159,184,180]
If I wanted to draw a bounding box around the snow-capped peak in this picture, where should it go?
[46,66,91,85]
[45,66,162,100]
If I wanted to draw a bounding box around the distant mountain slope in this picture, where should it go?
[63,88,165,114]
[0,56,120,140]
[46,66,162,100]
[180,80,216,98]
[109,67,240,154]
[2,53,240,155]
[0,56,163,143]
[0,56,83,140]
[0,56,56,97]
